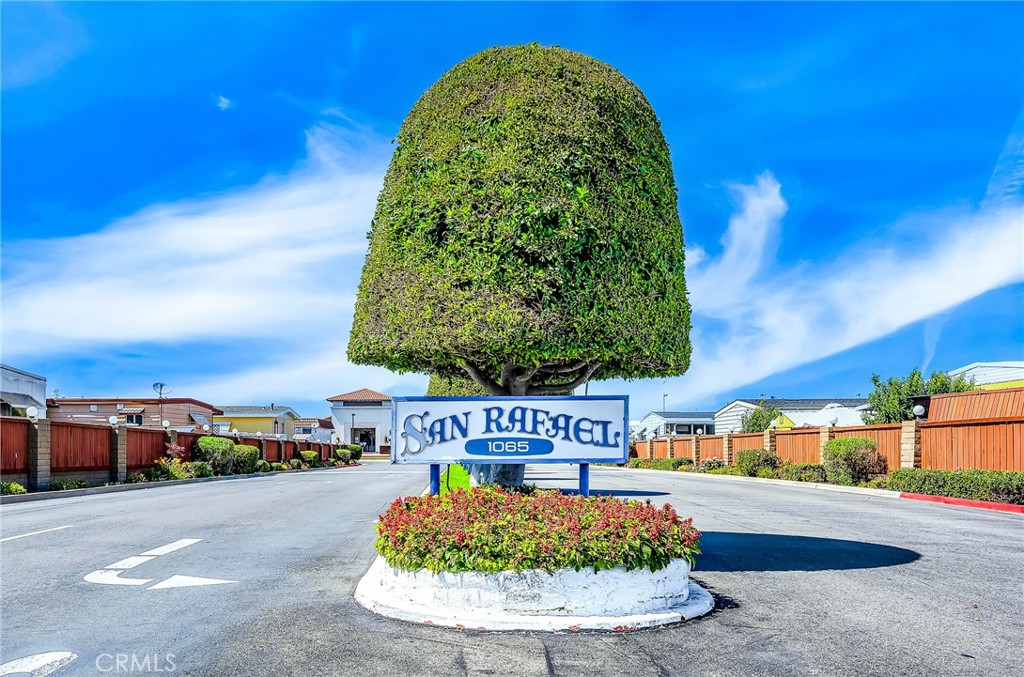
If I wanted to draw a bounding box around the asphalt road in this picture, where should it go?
[1,462,1021,676]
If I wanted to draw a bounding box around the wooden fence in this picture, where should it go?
[929,387,1024,422]
[1,417,30,473]
[51,421,110,471]
[731,433,765,453]
[921,417,1023,472]
[699,435,724,459]
[264,439,281,463]
[176,433,199,461]
[127,428,167,469]
[776,429,820,465]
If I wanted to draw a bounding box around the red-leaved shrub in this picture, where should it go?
[376,486,700,574]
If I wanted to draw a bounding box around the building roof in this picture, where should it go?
[948,361,1024,385]
[643,411,716,421]
[294,417,334,428]
[0,392,44,409]
[0,364,46,381]
[717,398,867,415]
[216,405,300,418]
[48,397,223,414]
[327,388,392,402]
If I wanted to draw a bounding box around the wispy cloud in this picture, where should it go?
[647,124,1024,410]
[1,3,89,90]
[2,123,389,361]
[215,94,233,111]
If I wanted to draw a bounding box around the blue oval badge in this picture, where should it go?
[465,438,554,456]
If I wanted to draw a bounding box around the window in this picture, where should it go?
[89,404,98,412]
[126,414,143,426]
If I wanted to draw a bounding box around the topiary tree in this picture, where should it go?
[349,44,691,484]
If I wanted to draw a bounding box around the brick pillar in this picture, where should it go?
[691,436,701,463]
[819,426,835,463]
[27,419,51,491]
[763,427,777,454]
[109,425,128,483]
[900,420,921,469]
[722,433,733,466]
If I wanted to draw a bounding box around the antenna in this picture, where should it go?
[152,382,171,398]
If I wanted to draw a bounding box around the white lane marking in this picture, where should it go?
[84,569,152,586]
[0,651,77,675]
[148,574,238,590]
[0,525,75,543]
[139,538,202,556]
[107,556,155,570]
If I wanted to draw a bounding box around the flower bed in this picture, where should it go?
[358,486,711,631]
[376,486,700,574]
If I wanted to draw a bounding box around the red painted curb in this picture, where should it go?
[899,492,1024,514]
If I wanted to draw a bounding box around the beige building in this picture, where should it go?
[47,397,222,430]
[213,405,300,437]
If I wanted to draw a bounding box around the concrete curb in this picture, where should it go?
[0,465,351,505]
[597,466,902,499]
[354,555,715,631]
[899,492,1024,515]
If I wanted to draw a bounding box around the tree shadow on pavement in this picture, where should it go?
[696,532,920,572]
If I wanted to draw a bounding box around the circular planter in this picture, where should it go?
[354,556,714,631]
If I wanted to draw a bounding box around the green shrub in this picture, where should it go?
[755,467,776,478]
[195,436,236,475]
[705,466,742,475]
[864,477,889,490]
[256,460,271,473]
[335,451,352,464]
[698,458,726,472]
[735,449,781,477]
[289,459,303,469]
[184,461,214,478]
[335,448,351,461]
[347,444,363,461]
[233,445,261,474]
[886,468,1024,504]
[778,463,828,483]
[377,486,700,573]
[48,479,88,491]
[125,472,147,484]
[2,482,27,495]
[823,437,884,486]
[271,462,290,471]
[299,450,321,468]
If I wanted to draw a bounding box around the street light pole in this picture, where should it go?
[350,413,355,445]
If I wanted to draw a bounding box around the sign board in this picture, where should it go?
[391,395,628,465]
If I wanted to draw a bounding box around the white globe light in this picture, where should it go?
[202,424,210,432]
[912,405,926,417]
[108,415,118,425]
[26,406,39,418]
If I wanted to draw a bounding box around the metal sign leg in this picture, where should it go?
[429,464,441,495]
[579,463,590,497]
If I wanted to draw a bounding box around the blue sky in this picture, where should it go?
[3,2,1022,419]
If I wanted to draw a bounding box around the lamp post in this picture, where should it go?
[350,413,355,445]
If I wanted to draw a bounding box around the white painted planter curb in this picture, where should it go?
[354,555,714,631]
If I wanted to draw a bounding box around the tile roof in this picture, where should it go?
[327,388,392,402]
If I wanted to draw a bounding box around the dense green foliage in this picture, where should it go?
[778,463,828,483]
[862,368,975,424]
[271,462,290,471]
[822,437,884,486]
[299,450,321,468]
[233,445,261,474]
[376,486,700,573]
[348,44,690,395]
[740,403,781,433]
[735,448,781,477]
[627,458,692,471]
[1,481,27,495]
[48,478,88,491]
[188,461,214,478]
[426,374,489,397]
[195,436,236,474]
[886,469,1024,504]
[346,444,363,461]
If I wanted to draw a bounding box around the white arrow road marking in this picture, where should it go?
[84,569,152,586]
[148,574,238,590]
[107,556,155,569]
[140,538,202,556]
[0,525,75,543]
[84,538,237,590]
[0,651,77,675]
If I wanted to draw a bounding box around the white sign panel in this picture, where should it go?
[391,396,628,464]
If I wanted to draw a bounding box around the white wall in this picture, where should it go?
[1,366,47,418]
[330,404,392,452]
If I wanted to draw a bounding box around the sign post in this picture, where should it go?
[391,396,628,495]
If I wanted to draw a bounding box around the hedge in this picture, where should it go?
[886,469,1024,505]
